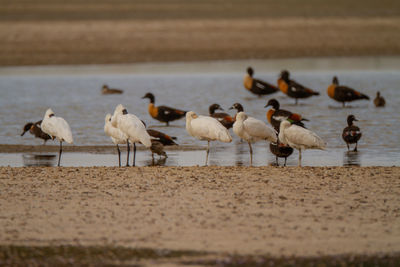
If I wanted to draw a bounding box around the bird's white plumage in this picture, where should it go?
[186,111,232,142]
[104,113,127,145]
[41,108,73,144]
[111,104,151,148]
[233,112,277,143]
[279,120,325,151]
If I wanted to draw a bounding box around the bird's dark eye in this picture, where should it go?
[122,109,128,115]
[49,114,54,117]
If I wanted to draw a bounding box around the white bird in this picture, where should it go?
[186,111,232,166]
[41,108,73,166]
[104,113,128,167]
[111,104,151,166]
[233,112,277,165]
[279,120,326,166]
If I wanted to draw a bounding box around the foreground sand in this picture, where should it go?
[1,166,399,264]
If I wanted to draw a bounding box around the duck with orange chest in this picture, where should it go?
[21,120,52,145]
[142,92,187,126]
[208,103,234,129]
[342,115,362,152]
[278,70,319,104]
[243,67,278,97]
[264,99,308,131]
[327,76,369,107]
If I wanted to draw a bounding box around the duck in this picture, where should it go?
[209,103,234,129]
[101,84,123,94]
[374,91,386,107]
[269,139,293,166]
[342,115,362,152]
[147,129,178,146]
[142,92,187,126]
[243,67,278,96]
[21,120,52,144]
[327,76,369,107]
[279,120,326,166]
[229,102,244,121]
[150,140,167,161]
[278,70,319,104]
[264,99,308,131]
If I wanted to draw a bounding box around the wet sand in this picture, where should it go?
[1,1,400,66]
[1,166,399,265]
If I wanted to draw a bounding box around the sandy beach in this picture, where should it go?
[1,166,399,265]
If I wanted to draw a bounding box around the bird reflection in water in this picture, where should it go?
[22,154,56,167]
[234,141,247,166]
[343,151,361,167]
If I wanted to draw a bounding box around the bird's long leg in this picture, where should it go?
[354,142,358,152]
[284,157,287,167]
[295,98,298,105]
[116,144,121,167]
[205,141,210,166]
[126,140,130,167]
[346,143,350,151]
[133,143,136,166]
[342,102,345,108]
[248,142,253,166]
[298,149,302,167]
[57,141,63,167]
[276,156,279,166]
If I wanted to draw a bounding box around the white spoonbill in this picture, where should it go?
[186,111,232,166]
[41,108,73,166]
[104,113,128,167]
[279,120,326,166]
[233,112,277,166]
[111,104,151,166]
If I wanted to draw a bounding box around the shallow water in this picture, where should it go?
[1,58,399,167]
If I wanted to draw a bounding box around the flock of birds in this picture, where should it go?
[21,67,386,167]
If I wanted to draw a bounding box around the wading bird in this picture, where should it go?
[21,120,51,144]
[265,99,308,131]
[342,115,362,152]
[111,104,151,166]
[327,76,369,107]
[279,120,325,166]
[185,111,232,166]
[41,109,73,167]
[243,67,278,96]
[104,114,128,167]
[374,91,385,107]
[278,70,319,104]
[101,84,123,94]
[209,103,234,129]
[233,112,277,165]
[142,92,187,126]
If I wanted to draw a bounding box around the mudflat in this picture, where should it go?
[1,0,400,66]
[1,166,399,265]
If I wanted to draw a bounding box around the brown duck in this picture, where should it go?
[374,91,386,107]
[269,139,293,166]
[278,70,319,104]
[209,103,234,129]
[342,115,362,151]
[101,84,123,94]
[327,76,369,107]
[229,102,244,121]
[142,93,187,126]
[265,99,308,131]
[243,67,278,96]
[21,120,52,144]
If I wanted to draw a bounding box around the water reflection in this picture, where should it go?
[234,141,247,166]
[22,154,56,167]
[343,151,361,166]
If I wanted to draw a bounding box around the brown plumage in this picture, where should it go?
[142,92,187,126]
[243,67,278,96]
[147,129,178,146]
[150,140,167,159]
[342,115,362,151]
[327,76,369,107]
[265,99,308,131]
[101,84,123,94]
[374,91,386,107]
[269,140,293,166]
[277,70,319,104]
[21,120,52,144]
[209,103,234,129]
[229,102,244,121]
